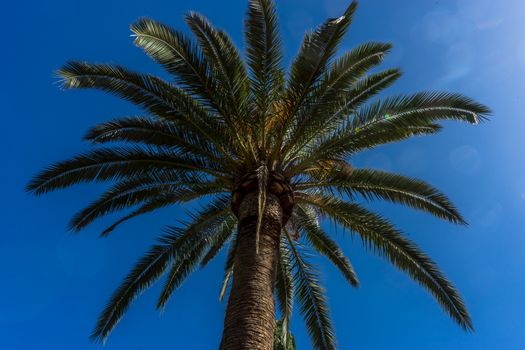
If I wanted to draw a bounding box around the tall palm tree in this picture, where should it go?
[27,0,490,349]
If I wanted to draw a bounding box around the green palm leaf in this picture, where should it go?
[275,235,294,324]
[200,222,237,268]
[91,197,230,342]
[272,2,358,163]
[69,173,222,231]
[274,319,297,350]
[286,1,358,116]
[185,12,252,157]
[245,0,284,151]
[283,43,394,157]
[285,229,336,350]
[26,147,224,195]
[157,214,237,310]
[298,167,466,224]
[355,91,491,128]
[219,234,237,301]
[58,62,235,158]
[284,68,402,169]
[295,204,359,287]
[298,193,473,331]
[185,12,249,106]
[99,193,231,237]
[84,116,226,163]
[130,18,219,106]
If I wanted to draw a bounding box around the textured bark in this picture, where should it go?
[219,192,283,350]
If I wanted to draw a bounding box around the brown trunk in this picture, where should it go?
[219,192,283,350]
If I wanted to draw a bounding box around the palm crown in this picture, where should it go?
[27,1,490,349]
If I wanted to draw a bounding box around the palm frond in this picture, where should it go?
[85,116,185,146]
[185,12,252,157]
[354,91,491,128]
[276,235,294,324]
[245,0,284,151]
[219,233,237,301]
[91,197,230,342]
[319,42,393,99]
[286,1,358,117]
[130,18,249,162]
[274,319,297,350]
[91,242,171,343]
[290,124,440,175]
[284,68,402,169]
[339,92,490,156]
[58,61,178,119]
[26,146,225,195]
[340,92,491,155]
[70,175,225,232]
[185,11,249,108]
[298,167,466,224]
[130,18,219,106]
[100,193,231,237]
[84,116,226,164]
[330,68,403,122]
[58,62,235,158]
[157,214,236,310]
[287,92,490,173]
[200,221,237,268]
[283,43,394,157]
[271,1,358,160]
[255,163,269,253]
[295,204,359,286]
[297,193,473,331]
[285,229,336,350]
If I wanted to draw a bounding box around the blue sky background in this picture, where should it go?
[3,0,525,349]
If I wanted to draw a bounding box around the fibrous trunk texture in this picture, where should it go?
[219,192,283,350]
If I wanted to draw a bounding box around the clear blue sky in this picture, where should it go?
[3,0,524,349]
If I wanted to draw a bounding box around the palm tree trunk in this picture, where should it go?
[219,192,283,350]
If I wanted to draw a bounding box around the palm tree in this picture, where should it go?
[27,0,490,349]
